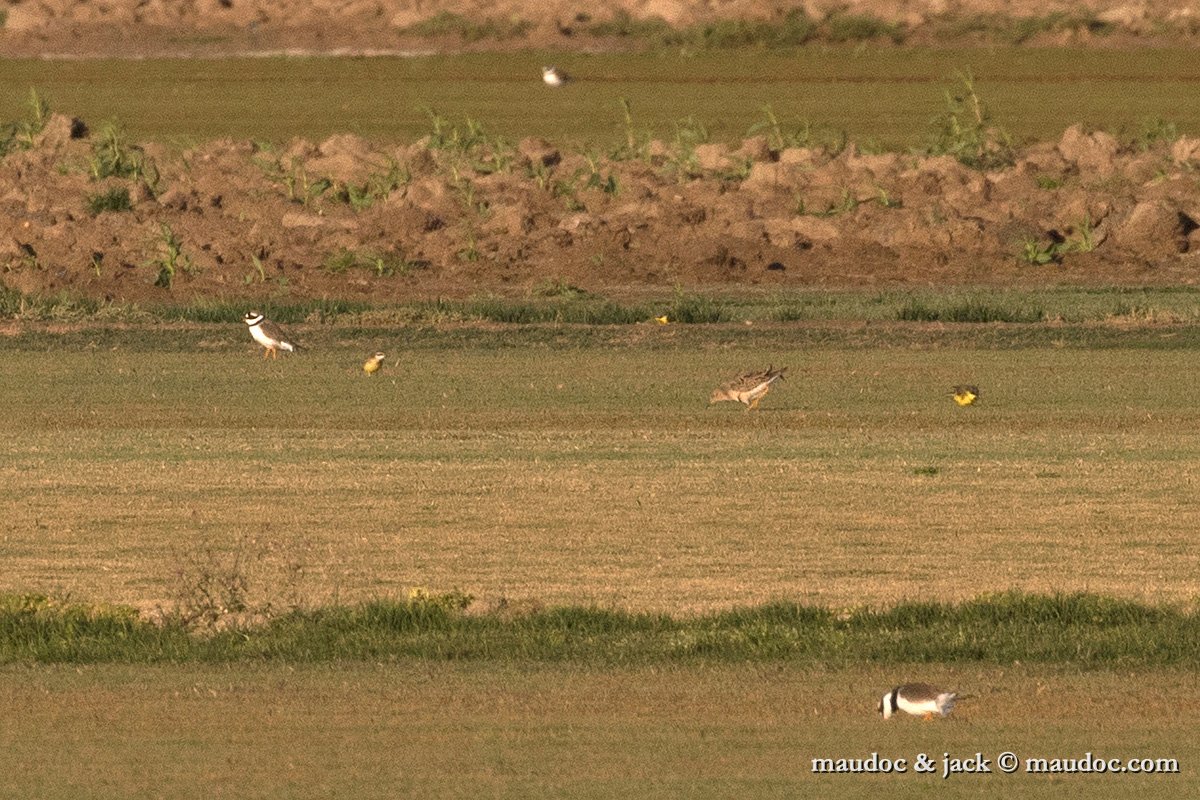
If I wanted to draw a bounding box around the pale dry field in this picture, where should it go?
[2,333,1199,613]
[0,662,1194,799]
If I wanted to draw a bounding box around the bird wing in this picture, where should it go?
[898,683,944,702]
[261,320,297,347]
[725,365,787,392]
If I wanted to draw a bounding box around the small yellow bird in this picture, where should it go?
[654,315,670,325]
[363,352,386,376]
[952,385,980,406]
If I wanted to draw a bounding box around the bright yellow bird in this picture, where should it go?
[654,315,670,325]
[952,385,980,406]
[363,352,386,376]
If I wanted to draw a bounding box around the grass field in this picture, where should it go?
[0,662,1194,799]
[1,48,1197,147]
[3,313,1198,796]
[3,319,1199,613]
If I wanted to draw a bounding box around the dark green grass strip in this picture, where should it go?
[2,592,1196,666]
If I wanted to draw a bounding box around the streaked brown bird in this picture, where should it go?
[710,365,788,411]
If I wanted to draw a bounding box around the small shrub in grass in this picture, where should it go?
[824,12,904,43]
[0,284,23,317]
[927,70,1014,171]
[323,247,424,277]
[0,89,51,158]
[585,10,675,41]
[949,300,1044,323]
[897,297,1044,323]
[1126,117,1180,152]
[669,291,728,323]
[90,123,158,185]
[148,223,192,289]
[896,298,938,321]
[174,298,369,325]
[402,11,533,42]
[532,278,587,299]
[85,186,132,215]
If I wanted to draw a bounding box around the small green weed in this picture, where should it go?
[898,297,1044,323]
[85,187,132,216]
[425,110,512,174]
[401,11,533,42]
[926,70,1014,170]
[1021,236,1068,265]
[148,224,193,289]
[322,247,423,277]
[457,232,480,263]
[283,167,332,208]
[0,89,51,157]
[90,123,158,185]
[874,186,902,209]
[1126,117,1180,152]
[580,153,619,194]
[612,97,651,161]
[584,10,675,41]
[749,109,849,157]
[665,116,709,179]
[532,278,588,299]
[669,289,728,323]
[243,254,267,285]
[823,12,904,43]
[339,164,411,211]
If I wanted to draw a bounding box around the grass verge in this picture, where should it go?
[8,286,1200,329]
[3,592,1197,666]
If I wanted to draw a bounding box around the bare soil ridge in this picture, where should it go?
[3,1,1200,56]
[5,112,1200,304]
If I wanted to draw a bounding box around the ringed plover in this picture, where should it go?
[878,683,959,720]
[542,66,571,87]
[243,311,299,359]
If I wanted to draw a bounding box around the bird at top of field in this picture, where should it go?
[654,315,670,325]
[363,352,386,376]
[542,66,571,87]
[952,385,980,406]
[243,311,299,359]
[710,365,787,411]
[878,683,960,720]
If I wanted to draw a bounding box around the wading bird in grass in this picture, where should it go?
[878,684,960,720]
[363,352,386,376]
[709,365,787,411]
[952,385,980,406]
[542,66,571,87]
[243,311,299,359]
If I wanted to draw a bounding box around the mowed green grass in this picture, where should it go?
[0,662,1194,799]
[1,48,1198,147]
[2,327,1199,612]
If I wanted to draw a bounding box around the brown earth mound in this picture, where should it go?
[3,0,1200,56]
[4,115,1200,303]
